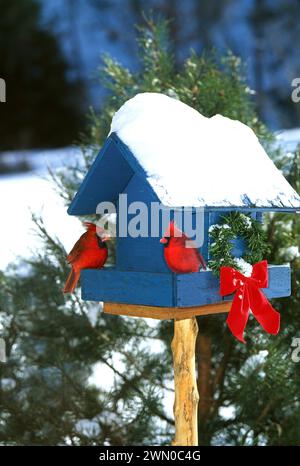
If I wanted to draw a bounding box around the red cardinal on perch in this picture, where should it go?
[160,221,206,273]
[63,222,109,293]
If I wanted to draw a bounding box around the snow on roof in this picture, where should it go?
[110,92,300,209]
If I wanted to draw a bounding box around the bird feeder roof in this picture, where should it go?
[109,92,300,210]
[69,93,300,215]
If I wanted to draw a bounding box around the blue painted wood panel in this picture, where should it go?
[176,271,222,306]
[176,264,291,307]
[68,137,134,215]
[110,133,148,178]
[200,211,210,261]
[80,265,290,308]
[230,239,246,258]
[116,185,207,273]
[81,268,174,306]
[116,173,170,273]
[256,211,264,223]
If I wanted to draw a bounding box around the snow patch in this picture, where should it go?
[284,246,300,260]
[111,92,300,208]
[234,257,253,277]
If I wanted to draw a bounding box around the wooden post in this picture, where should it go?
[103,301,231,445]
[171,317,199,446]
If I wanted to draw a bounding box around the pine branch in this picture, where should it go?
[98,356,174,426]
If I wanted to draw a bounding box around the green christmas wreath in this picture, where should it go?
[208,212,270,276]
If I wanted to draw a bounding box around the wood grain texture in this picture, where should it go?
[172,317,199,446]
[103,301,232,320]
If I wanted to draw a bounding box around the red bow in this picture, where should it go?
[220,260,280,343]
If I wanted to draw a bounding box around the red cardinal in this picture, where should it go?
[160,221,206,273]
[63,222,109,293]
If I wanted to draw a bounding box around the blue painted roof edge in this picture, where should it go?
[110,132,148,178]
[68,136,112,215]
[68,133,160,215]
[110,133,161,204]
[68,132,300,215]
[111,135,299,212]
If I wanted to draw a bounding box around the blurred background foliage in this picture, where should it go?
[0,15,299,445]
[0,0,300,152]
[0,0,84,150]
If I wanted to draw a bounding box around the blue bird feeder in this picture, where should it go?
[67,93,300,319]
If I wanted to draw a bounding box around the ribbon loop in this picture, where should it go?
[220,260,280,343]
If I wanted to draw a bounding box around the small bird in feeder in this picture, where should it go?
[63,222,109,293]
[160,221,206,273]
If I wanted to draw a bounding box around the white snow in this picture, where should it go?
[0,149,83,270]
[242,216,252,229]
[111,92,300,209]
[276,127,300,152]
[284,246,300,260]
[234,258,253,277]
[219,406,236,421]
[75,418,100,437]
[209,224,221,232]
[0,146,81,173]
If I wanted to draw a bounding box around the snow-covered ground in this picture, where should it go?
[0,148,83,270]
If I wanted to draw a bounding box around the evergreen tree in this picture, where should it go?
[0,0,84,151]
[0,18,299,445]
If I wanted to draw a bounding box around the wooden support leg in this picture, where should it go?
[171,317,199,446]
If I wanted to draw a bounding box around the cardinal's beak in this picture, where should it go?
[160,237,168,244]
[101,234,110,242]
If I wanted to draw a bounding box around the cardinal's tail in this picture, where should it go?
[63,267,80,293]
